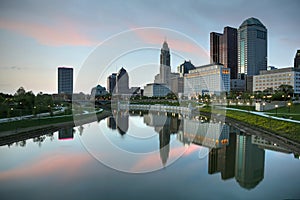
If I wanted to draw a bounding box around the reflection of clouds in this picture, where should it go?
[130,144,200,172]
[0,151,91,180]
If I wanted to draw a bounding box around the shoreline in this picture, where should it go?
[1,107,299,154]
[0,110,112,146]
[200,111,300,155]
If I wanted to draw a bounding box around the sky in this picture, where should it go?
[0,0,299,94]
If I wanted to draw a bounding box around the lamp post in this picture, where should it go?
[262,102,266,112]
[287,102,291,114]
[275,104,278,116]
[247,102,250,113]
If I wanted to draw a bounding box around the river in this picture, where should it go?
[0,110,299,200]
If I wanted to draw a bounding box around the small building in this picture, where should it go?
[253,67,300,94]
[91,85,108,98]
[143,83,171,97]
[184,63,230,98]
[231,79,245,92]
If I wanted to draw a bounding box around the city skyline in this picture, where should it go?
[0,0,299,94]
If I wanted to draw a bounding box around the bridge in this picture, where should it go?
[117,103,198,116]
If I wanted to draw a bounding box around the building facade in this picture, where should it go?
[238,17,267,78]
[294,49,300,69]
[91,85,108,98]
[107,73,117,94]
[177,60,195,77]
[143,83,171,97]
[210,26,238,79]
[116,68,129,94]
[156,41,171,86]
[184,64,230,98]
[58,67,73,95]
[253,67,300,94]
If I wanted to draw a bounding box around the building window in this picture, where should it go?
[257,30,266,39]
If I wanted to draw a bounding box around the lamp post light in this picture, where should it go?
[275,104,278,116]
[247,102,250,113]
[287,102,291,114]
[262,102,266,112]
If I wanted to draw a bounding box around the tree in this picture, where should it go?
[278,84,293,98]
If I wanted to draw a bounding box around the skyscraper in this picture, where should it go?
[160,40,171,85]
[58,67,73,94]
[238,17,267,78]
[210,27,238,79]
[210,32,222,64]
[116,67,129,94]
[107,73,117,94]
[294,49,300,69]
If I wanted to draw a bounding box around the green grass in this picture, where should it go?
[0,110,108,133]
[0,116,74,132]
[267,103,300,121]
[227,105,256,111]
[200,106,300,143]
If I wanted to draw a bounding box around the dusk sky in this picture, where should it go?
[0,0,299,94]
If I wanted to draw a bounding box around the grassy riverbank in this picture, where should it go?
[0,110,111,134]
[200,106,300,143]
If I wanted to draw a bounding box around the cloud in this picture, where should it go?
[0,66,24,70]
[132,28,209,60]
[130,144,201,172]
[0,18,98,46]
[0,151,92,180]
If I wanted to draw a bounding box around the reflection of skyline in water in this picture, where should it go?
[105,111,294,189]
[58,128,74,140]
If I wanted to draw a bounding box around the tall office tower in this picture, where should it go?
[160,40,171,86]
[238,17,267,79]
[210,27,238,79]
[58,67,73,94]
[177,60,195,77]
[210,32,222,64]
[294,49,300,69]
[107,73,117,94]
[116,67,129,94]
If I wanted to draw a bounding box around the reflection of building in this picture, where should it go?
[235,133,265,190]
[107,116,116,130]
[58,67,73,95]
[184,64,230,98]
[58,128,74,140]
[253,67,300,94]
[208,132,236,180]
[115,111,129,135]
[251,135,291,154]
[238,17,267,78]
[106,111,129,135]
[178,118,230,149]
[210,26,238,79]
[143,112,180,166]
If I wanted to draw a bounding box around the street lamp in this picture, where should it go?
[247,102,250,113]
[287,102,292,114]
[262,102,266,112]
[275,104,278,116]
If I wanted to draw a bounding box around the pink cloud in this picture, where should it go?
[0,152,92,180]
[130,144,201,172]
[133,28,209,58]
[0,18,97,46]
